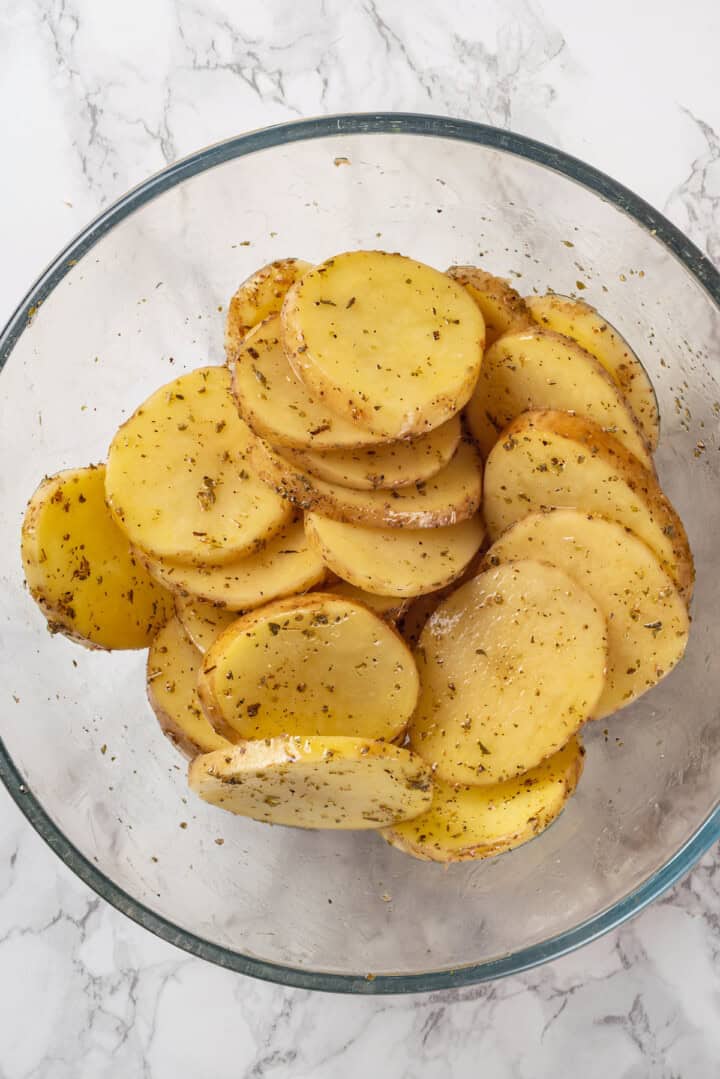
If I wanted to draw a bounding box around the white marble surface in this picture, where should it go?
[1,0,719,1075]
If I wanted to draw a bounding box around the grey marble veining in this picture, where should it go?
[1,1,719,1076]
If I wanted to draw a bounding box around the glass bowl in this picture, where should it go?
[1,114,719,994]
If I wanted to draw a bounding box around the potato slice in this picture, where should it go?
[105,366,291,566]
[225,258,312,359]
[282,251,485,438]
[484,510,689,719]
[231,316,387,450]
[138,518,325,611]
[305,512,485,598]
[21,465,172,650]
[447,266,531,346]
[198,593,419,743]
[188,737,433,829]
[383,736,584,862]
[326,582,409,622]
[174,596,238,653]
[526,293,659,449]
[147,616,233,758]
[284,415,462,491]
[250,437,482,528]
[465,328,653,469]
[483,411,694,601]
[408,561,607,786]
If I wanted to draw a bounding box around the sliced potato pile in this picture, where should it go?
[250,436,482,528]
[526,293,659,449]
[105,366,291,565]
[447,266,531,345]
[22,247,694,862]
[383,737,584,862]
[225,258,312,359]
[482,410,694,600]
[21,465,172,649]
[189,737,432,829]
[408,561,607,786]
[305,512,484,597]
[283,251,485,438]
[140,517,325,610]
[465,327,653,468]
[484,510,689,718]
[147,616,233,757]
[198,593,419,742]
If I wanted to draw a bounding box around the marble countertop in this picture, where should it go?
[1,1,719,1075]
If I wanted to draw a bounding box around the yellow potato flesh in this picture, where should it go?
[447,266,531,346]
[282,251,485,438]
[140,518,325,610]
[174,596,239,653]
[285,415,462,491]
[21,465,172,650]
[482,410,694,602]
[198,593,419,743]
[147,616,232,757]
[251,436,483,528]
[231,316,386,450]
[408,560,607,786]
[188,737,433,829]
[304,512,485,598]
[485,510,689,719]
[225,258,312,359]
[465,328,652,468]
[383,736,584,861]
[526,293,659,449]
[105,366,291,565]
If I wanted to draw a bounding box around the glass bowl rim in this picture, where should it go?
[2,111,719,995]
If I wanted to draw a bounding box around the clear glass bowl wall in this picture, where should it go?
[1,119,718,992]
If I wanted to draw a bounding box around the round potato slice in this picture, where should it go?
[188,737,433,829]
[482,410,694,602]
[484,510,689,719]
[174,596,239,653]
[231,316,387,450]
[465,328,653,469]
[21,465,172,650]
[284,415,462,491]
[446,266,531,346]
[198,593,419,743]
[326,582,409,622]
[282,251,485,438]
[225,258,312,359]
[139,518,325,611]
[147,616,233,758]
[383,736,585,862]
[408,561,607,786]
[250,437,482,528]
[526,293,659,449]
[105,366,291,566]
[304,512,485,598]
